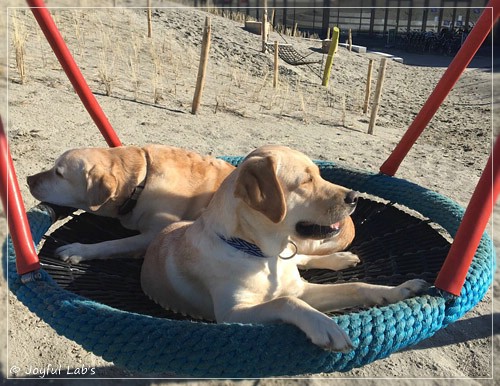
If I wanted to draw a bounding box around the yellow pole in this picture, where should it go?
[322,27,339,87]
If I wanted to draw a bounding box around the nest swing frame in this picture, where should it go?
[1,0,499,378]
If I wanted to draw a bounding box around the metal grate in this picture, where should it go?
[266,42,321,66]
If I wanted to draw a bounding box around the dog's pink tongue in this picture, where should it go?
[331,222,341,230]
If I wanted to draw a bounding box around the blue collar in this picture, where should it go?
[217,234,268,258]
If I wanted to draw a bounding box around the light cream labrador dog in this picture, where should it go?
[141,145,429,352]
[27,144,234,264]
[27,144,358,267]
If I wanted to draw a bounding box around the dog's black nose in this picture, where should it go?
[344,190,358,206]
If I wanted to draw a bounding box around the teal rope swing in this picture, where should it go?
[3,159,494,377]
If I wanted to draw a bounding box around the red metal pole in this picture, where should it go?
[435,136,500,296]
[27,0,122,148]
[0,119,41,275]
[380,0,499,176]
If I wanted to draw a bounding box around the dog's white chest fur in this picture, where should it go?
[142,223,305,322]
[194,233,304,315]
[230,257,304,304]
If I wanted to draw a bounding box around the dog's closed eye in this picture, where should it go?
[300,175,313,185]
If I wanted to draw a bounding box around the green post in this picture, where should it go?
[322,26,339,87]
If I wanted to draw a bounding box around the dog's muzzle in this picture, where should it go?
[295,190,358,239]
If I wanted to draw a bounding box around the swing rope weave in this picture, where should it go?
[3,160,494,377]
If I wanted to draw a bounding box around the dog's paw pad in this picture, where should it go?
[55,243,86,264]
[307,315,354,352]
[398,279,430,298]
[337,251,360,266]
[68,256,83,264]
[327,251,361,270]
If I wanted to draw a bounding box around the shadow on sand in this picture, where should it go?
[369,47,497,70]
[402,312,498,352]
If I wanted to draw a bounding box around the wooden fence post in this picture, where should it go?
[191,17,211,115]
[368,58,388,134]
[322,26,339,87]
[147,0,152,38]
[348,28,352,51]
[273,41,279,88]
[363,59,374,114]
[262,0,268,52]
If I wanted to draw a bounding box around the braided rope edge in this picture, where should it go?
[3,160,494,377]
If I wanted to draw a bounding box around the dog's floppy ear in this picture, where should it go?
[234,155,286,223]
[86,166,117,211]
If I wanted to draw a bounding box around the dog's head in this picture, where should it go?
[27,148,121,213]
[234,145,357,241]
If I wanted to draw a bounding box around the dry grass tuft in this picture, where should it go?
[150,40,163,104]
[11,10,28,84]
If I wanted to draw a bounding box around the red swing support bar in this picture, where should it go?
[381,0,500,295]
[0,0,498,295]
[27,0,121,148]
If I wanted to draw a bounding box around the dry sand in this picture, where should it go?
[0,1,498,384]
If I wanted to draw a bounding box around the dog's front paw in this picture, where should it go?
[55,243,89,264]
[328,251,361,270]
[393,279,430,301]
[306,313,354,353]
[299,251,361,271]
[366,279,430,306]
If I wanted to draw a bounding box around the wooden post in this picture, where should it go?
[273,40,279,88]
[367,58,387,134]
[341,93,346,127]
[363,59,374,114]
[326,27,331,40]
[270,8,275,31]
[348,28,352,51]
[262,0,268,53]
[322,26,339,87]
[191,17,211,115]
[147,0,152,38]
[293,22,298,37]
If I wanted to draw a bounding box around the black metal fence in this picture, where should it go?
[190,0,489,40]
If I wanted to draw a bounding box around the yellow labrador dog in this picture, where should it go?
[141,145,428,352]
[27,145,234,264]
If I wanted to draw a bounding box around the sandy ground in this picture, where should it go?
[0,1,498,384]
